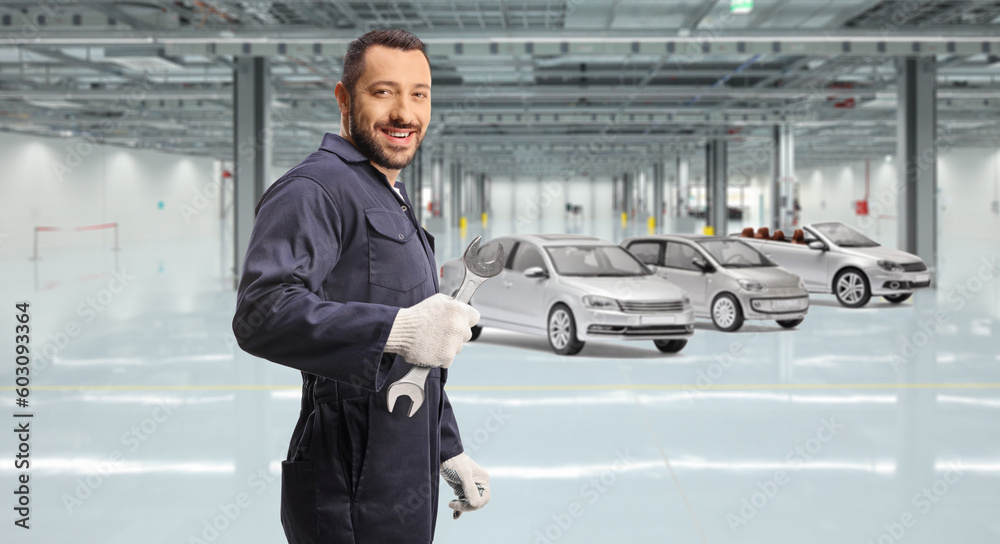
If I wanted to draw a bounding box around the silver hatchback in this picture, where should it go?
[622,235,809,331]
[440,234,696,355]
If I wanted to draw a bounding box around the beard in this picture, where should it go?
[349,102,424,170]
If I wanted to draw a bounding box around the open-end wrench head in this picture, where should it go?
[386,384,424,417]
[463,236,505,278]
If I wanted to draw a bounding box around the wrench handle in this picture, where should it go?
[453,274,487,304]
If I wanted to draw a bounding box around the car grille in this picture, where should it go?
[619,300,685,313]
[901,262,927,272]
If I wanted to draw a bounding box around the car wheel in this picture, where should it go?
[653,339,687,353]
[547,303,585,356]
[833,268,871,308]
[776,318,803,329]
[711,293,744,332]
[884,293,912,304]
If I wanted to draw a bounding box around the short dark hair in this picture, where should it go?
[341,28,428,95]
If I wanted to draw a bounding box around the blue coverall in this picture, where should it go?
[233,133,464,544]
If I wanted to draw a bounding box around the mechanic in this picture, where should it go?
[233,28,490,544]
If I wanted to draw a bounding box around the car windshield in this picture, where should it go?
[811,222,880,248]
[545,245,652,277]
[699,239,777,268]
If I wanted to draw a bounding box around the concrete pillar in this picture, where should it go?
[410,147,424,225]
[233,57,270,288]
[772,124,795,233]
[479,173,490,224]
[431,157,443,217]
[653,161,665,232]
[706,139,728,235]
[897,57,937,270]
[676,156,690,217]
[451,161,463,228]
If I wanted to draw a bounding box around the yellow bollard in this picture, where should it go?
[703,226,715,236]
[621,212,628,228]
[481,212,488,228]
[459,216,467,230]
[647,217,656,234]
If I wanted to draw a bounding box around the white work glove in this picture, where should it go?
[384,293,480,368]
[440,453,490,519]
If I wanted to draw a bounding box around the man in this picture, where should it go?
[233,28,490,544]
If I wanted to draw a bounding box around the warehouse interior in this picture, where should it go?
[0,1,998,543]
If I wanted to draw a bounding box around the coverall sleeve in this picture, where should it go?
[439,387,465,461]
[233,176,399,391]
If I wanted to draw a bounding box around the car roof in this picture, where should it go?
[624,234,720,244]
[503,233,612,246]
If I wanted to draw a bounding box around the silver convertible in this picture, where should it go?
[440,234,696,355]
[621,235,809,331]
[735,222,932,307]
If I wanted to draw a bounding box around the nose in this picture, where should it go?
[389,94,415,126]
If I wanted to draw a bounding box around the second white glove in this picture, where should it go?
[441,452,490,519]
[384,293,480,368]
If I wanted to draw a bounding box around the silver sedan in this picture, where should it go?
[622,235,809,331]
[440,234,695,355]
[736,222,932,307]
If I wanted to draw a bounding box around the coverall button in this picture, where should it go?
[401,205,408,211]
[398,233,404,239]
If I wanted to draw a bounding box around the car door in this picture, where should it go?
[660,241,707,308]
[494,241,549,328]
[765,231,829,291]
[464,238,511,323]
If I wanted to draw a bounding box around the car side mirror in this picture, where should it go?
[524,266,548,278]
[692,258,712,273]
[808,240,827,251]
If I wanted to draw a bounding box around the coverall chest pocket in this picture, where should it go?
[365,208,428,292]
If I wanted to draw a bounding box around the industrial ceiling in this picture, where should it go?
[1,0,999,177]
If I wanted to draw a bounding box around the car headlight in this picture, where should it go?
[877,260,903,272]
[738,279,764,292]
[583,295,619,310]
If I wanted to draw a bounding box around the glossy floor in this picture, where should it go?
[1,220,998,544]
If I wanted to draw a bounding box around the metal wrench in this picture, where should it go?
[386,236,505,416]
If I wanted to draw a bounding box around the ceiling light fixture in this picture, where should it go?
[730,0,754,14]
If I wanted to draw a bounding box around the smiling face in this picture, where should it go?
[336,45,431,175]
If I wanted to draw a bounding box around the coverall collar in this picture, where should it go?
[319,132,369,164]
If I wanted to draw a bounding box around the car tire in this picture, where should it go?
[884,293,912,304]
[776,318,803,329]
[833,268,871,308]
[711,293,744,332]
[547,303,585,356]
[653,339,687,353]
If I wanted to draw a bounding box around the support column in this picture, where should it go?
[479,173,490,226]
[653,161,665,233]
[233,57,270,288]
[706,139,728,236]
[431,157,443,218]
[771,124,795,233]
[897,57,937,270]
[676,156,690,217]
[451,161,463,228]
[410,147,424,225]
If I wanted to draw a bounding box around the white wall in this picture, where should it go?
[794,147,1000,247]
[0,132,221,256]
